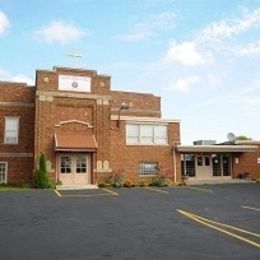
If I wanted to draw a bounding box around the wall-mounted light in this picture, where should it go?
[117,102,129,127]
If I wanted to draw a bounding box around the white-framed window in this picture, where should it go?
[126,124,168,145]
[4,117,19,144]
[0,162,8,184]
[60,156,72,174]
[139,162,158,176]
[76,156,87,174]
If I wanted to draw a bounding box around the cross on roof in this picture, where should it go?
[66,49,83,67]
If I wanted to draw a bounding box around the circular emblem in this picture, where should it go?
[72,81,78,88]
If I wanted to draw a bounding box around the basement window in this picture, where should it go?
[139,162,158,176]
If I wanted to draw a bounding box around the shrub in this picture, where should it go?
[98,182,106,188]
[20,183,31,189]
[36,153,50,188]
[123,180,134,188]
[150,175,168,187]
[138,181,145,187]
[110,170,124,188]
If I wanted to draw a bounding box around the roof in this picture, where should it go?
[235,140,260,145]
[177,145,258,153]
[55,134,98,152]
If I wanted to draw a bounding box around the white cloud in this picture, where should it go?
[198,8,260,43]
[0,10,9,35]
[241,79,260,94]
[0,67,34,85]
[35,20,85,44]
[232,41,260,56]
[168,75,200,92]
[164,41,213,66]
[119,12,175,42]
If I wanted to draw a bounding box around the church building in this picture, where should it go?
[0,66,181,187]
[0,65,259,187]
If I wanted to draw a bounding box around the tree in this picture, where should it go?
[36,153,50,188]
[236,135,252,140]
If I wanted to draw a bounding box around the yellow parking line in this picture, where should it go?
[101,188,119,196]
[144,187,169,194]
[180,210,260,238]
[177,209,260,249]
[187,186,214,193]
[242,206,260,212]
[54,189,62,197]
[62,193,114,197]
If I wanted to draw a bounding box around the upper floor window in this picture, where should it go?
[126,124,168,145]
[4,117,19,144]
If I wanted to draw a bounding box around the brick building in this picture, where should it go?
[0,66,259,187]
[0,66,181,187]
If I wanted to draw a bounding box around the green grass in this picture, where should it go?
[0,183,32,191]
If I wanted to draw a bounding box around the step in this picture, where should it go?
[56,184,98,190]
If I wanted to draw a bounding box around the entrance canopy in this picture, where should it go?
[55,133,98,152]
[177,144,257,153]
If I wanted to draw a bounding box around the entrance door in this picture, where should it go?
[196,155,212,179]
[59,154,90,185]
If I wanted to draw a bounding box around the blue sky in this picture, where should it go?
[0,0,259,144]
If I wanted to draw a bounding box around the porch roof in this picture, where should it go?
[176,144,258,153]
[55,133,98,152]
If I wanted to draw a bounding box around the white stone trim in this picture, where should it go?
[36,90,111,100]
[0,102,34,107]
[54,120,93,128]
[111,115,180,124]
[177,145,258,153]
[0,153,33,158]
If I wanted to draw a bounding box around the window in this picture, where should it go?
[205,156,210,166]
[76,156,87,173]
[182,154,195,177]
[212,154,221,176]
[60,156,72,174]
[126,124,139,144]
[197,156,203,166]
[222,155,231,176]
[4,117,19,144]
[126,124,168,145]
[0,162,7,184]
[139,162,158,176]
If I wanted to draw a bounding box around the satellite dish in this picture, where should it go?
[227,132,236,142]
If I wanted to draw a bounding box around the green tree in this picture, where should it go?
[36,153,50,188]
[236,135,252,140]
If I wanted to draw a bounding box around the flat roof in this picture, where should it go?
[177,145,258,153]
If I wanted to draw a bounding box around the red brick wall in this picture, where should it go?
[3,157,34,184]
[35,68,112,184]
[36,67,111,95]
[109,120,181,184]
[233,147,260,180]
[0,82,35,102]
[111,91,161,117]
[0,82,35,185]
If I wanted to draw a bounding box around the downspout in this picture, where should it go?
[173,144,177,183]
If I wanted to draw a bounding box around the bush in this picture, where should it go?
[138,181,145,187]
[123,180,134,188]
[110,171,124,188]
[150,175,168,187]
[98,182,106,188]
[36,153,50,188]
[20,183,31,189]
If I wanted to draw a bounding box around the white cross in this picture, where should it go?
[66,49,83,67]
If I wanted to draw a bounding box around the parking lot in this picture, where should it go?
[0,184,259,259]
